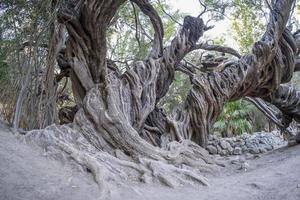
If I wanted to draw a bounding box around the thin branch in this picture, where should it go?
[157,0,182,26]
[264,0,273,10]
[244,97,292,134]
[130,2,141,48]
[197,0,207,18]
[183,58,202,71]
[19,41,48,51]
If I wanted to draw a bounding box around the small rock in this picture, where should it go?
[231,157,245,164]
[227,145,234,153]
[253,154,261,159]
[259,140,265,144]
[210,134,219,140]
[225,138,234,145]
[259,148,267,154]
[239,162,249,171]
[231,159,239,164]
[249,147,260,154]
[245,142,253,148]
[220,140,231,150]
[247,182,263,189]
[206,145,218,154]
[211,140,219,146]
[297,184,300,188]
[242,146,248,152]
[207,140,213,145]
[217,145,222,154]
[208,134,214,141]
[242,134,250,140]
[212,131,222,140]
[233,147,242,155]
[220,149,229,156]
[264,144,273,151]
[245,153,255,160]
[231,143,236,148]
[235,140,245,147]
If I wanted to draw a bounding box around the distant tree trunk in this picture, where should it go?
[13,66,31,129]
[41,22,66,128]
[40,0,67,128]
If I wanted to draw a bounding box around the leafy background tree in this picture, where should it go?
[213,101,254,137]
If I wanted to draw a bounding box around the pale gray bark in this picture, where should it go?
[22,0,300,197]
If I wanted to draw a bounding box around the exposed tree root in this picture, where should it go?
[22,124,219,198]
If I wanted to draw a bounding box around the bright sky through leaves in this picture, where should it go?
[167,0,235,47]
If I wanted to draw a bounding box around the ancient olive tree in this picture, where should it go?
[24,0,300,197]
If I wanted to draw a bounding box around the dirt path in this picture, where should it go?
[111,145,300,200]
[0,124,299,200]
[0,123,103,200]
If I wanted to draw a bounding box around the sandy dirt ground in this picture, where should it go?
[113,145,300,200]
[0,123,299,200]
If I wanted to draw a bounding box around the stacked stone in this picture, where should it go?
[206,131,286,156]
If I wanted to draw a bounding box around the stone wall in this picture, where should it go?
[206,131,287,156]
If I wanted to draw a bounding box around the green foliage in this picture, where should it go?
[159,72,191,112]
[211,0,268,137]
[203,0,231,21]
[213,100,255,136]
[291,73,300,89]
[0,0,53,127]
[0,51,8,81]
[107,1,182,67]
[231,0,266,53]
[0,38,9,82]
[298,4,300,14]
[107,2,151,62]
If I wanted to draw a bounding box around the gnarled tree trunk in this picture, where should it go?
[24,0,300,198]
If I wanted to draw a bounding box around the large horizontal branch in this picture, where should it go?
[19,41,48,51]
[264,84,300,124]
[244,97,288,131]
[159,0,297,147]
[192,42,241,58]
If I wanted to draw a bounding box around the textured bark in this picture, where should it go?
[57,0,127,103]
[147,0,297,147]
[253,18,300,131]
[42,23,66,128]
[24,0,300,197]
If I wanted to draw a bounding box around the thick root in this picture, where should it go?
[21,124,219,196]
[145,159,210,187]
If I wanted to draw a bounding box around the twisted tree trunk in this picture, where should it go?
[24,0,300,198]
